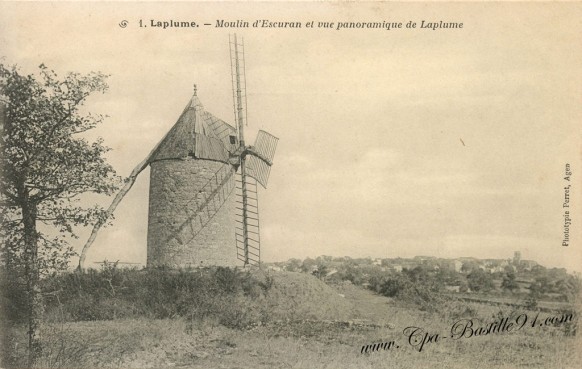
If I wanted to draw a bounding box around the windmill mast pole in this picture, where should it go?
[234,34,245,147]
[233,34,250,266]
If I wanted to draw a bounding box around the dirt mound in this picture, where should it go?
[252,270,354,321]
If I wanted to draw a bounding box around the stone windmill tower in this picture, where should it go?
[78,35,278,269]
[146,89,239,268]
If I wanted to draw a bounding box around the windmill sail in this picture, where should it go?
[245,130,279,188]
[230,34,248,136]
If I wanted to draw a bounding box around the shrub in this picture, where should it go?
[374,267,445,312]
[378,275,412,297]
[36,265,273,330]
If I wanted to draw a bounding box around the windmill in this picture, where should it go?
[78,35,277,269]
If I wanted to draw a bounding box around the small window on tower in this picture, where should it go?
[229,135,237,145]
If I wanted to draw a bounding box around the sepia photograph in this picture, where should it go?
[0,2,581,368]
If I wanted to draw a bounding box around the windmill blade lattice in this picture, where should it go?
[245,130,279,188]
[230,34,248,136]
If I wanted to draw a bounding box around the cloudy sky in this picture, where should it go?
[1,2,581,271]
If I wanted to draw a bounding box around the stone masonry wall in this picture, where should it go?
[147,158,238,268]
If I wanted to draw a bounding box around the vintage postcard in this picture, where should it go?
[0,2,580,368]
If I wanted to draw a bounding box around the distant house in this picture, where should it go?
[326,268,338,277]
[458,257,478,262]
[490,265,505,273]
[506,265,517,273]
[521,260,538,270]
[453,260,463,272]
[414,256,437,267]
[443,259,463,272]
[414,256,436,261]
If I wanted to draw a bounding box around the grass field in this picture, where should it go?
[2,272,580,369]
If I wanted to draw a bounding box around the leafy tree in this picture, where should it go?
[556,275,582,302]
[530,264,547,278]
[403,265,432,284]
[337,262,365,285]
[284,258,302,272]
[316,255,333,263]
[312,262,328,280]
[435,268,459,285]
[529,275,551,295]
[300,257,317,273]
[467,269,495,293]
[503,264,515,274]
[0,63,120,366]
[461,261,479,273]
[501,271,519,292]
[457,277,469,293]
[379,274,412,297]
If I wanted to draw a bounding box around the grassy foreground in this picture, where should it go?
[3,280,580,369]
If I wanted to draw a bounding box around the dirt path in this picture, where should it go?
[332,282,422,325]
[336,283,394,320]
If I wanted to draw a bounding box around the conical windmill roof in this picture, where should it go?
[147,92,237,164]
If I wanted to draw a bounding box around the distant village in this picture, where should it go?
[265,251,579,300]
[267,251,541,276]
